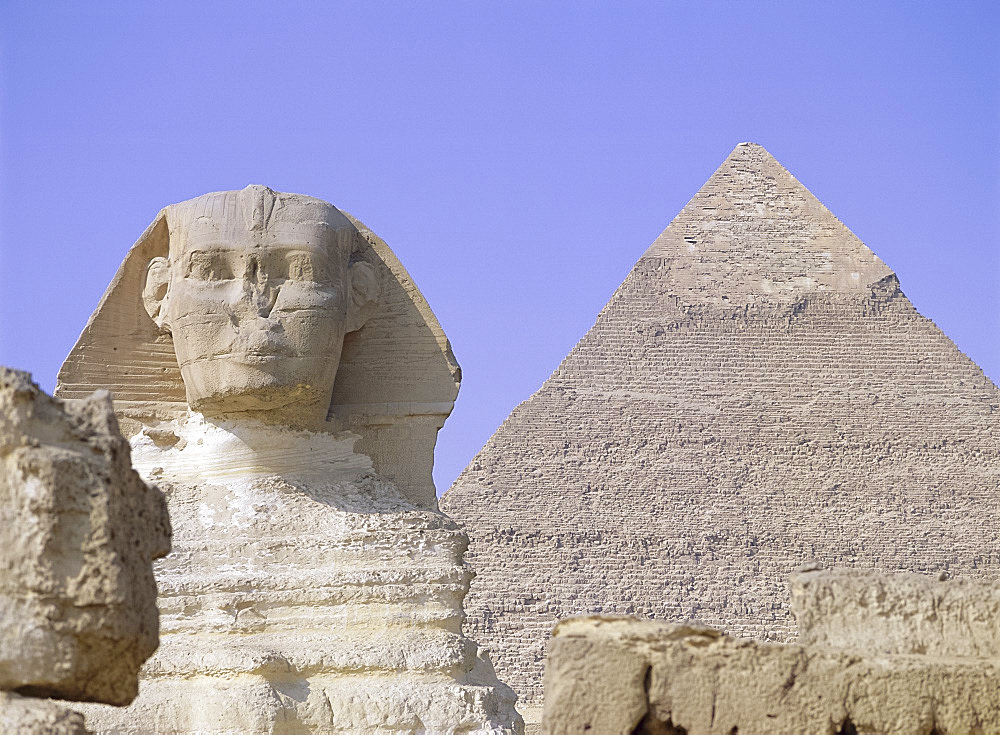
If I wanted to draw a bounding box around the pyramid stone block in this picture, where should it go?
[441,143,1000,715]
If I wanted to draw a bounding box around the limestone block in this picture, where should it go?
[0,691,88,735]
[791,568,1000,657]
[0,368,171,705]
[542,616,1000,735]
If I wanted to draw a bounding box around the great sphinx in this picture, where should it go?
[57,186,521,733]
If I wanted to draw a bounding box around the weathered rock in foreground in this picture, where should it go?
[543,571,1000,734]
[443,142,1000,716]
[0,368,171,731]
[0,691,88,735]
[790,568,1000,658]
[543,616,1000,735]
[59,187,521,733]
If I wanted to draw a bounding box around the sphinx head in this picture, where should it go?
[140,186,379,427]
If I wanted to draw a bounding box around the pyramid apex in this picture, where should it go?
[729,141,779,158]
[723,141,788,168]
[642,144,893,304]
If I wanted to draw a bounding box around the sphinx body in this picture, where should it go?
[57,188,521,734]
[81,415,517,733]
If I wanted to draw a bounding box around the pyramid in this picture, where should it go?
[440,143,1000,716]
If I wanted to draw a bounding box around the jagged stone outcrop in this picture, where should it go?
[441,143,1000,719]
[57,187,522,733]
[0,368,170,731]
[543,571,1000,734]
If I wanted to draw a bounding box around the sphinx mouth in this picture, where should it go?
[225,351,295,360]
[227,335,298,360]
[235,353,289,363]
[194,348,300,364]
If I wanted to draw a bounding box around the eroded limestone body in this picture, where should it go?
[79,416,519,732]
[57,187,521,733]
[0,368,170,730]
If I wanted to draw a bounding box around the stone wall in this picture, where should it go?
[790,568,1000,658]
[543,571,1000,734]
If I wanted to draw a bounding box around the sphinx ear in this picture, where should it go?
[142,257,172,331]
[345,260,380,333]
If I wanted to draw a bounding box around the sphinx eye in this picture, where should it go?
[186,252,234,281]
[286,253,326,282]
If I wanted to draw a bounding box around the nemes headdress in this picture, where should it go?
[57,187,460,508]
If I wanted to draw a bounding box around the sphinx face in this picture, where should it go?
[159,193,358,422]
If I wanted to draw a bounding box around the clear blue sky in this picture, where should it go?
[1,1,997,494]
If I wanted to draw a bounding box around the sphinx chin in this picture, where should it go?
[192,386,321,416]
[182,360,332,417]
